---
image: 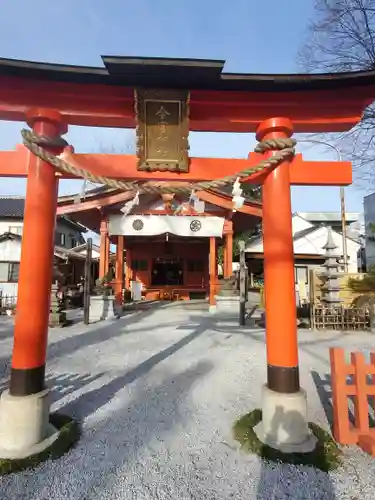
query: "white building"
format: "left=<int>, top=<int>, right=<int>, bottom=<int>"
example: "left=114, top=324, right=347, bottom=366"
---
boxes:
left=0, top=196, right=87, bottom=299
left=245, top=213, right=361, bottom=295
left=0, top=196, right=87, bottom=248
left=296, top=212, right=362, bottom=237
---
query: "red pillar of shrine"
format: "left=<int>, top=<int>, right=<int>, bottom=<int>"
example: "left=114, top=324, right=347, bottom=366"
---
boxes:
left=209, top=237, right=217, bottom=308
left=10, top=109, right=66, bottom=396
left=255, top=117, right=312, bottom=451
left=0, top=109, right=68, bottom=457
left=115, top=235, right=124, bottom=305
left=224, top=231, right=233, bottom=278
left=257, top=117, right=298, bottom=393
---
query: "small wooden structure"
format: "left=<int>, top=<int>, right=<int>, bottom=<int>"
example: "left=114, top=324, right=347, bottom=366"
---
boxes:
left=312, top=305, right=371, bottom=330
left=305, top=230, right=371, bottom=330
left=308, top=270, right=375, bottom=330
left=330, top=347, right=375, bottom=456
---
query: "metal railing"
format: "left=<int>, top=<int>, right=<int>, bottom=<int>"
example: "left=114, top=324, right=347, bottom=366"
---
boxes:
left=0, top=293, right=17, bottom=314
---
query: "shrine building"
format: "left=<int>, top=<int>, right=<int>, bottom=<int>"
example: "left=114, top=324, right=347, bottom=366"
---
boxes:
left=58, top=185, right=262, bottom=302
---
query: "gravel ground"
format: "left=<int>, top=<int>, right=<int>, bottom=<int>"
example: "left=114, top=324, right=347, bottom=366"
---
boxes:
left=0, top=302, right=374, bottom=499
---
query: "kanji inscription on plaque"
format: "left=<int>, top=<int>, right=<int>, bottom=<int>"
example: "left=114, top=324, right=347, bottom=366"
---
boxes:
left=135, top=89, right=190, bottom=172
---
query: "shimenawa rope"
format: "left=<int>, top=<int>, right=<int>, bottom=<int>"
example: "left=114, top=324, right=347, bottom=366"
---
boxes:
left=21, top=129, right=296, bottom=196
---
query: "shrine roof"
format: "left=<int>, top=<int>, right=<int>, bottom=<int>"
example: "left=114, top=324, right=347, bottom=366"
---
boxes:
left=1, top=55, right=375, bottom=91
left=293, top=226, right=319, bottom=241
left=0, top=232, right=90, bottom=260
left=0, top=196, right=87, bottom=231
left=0, top=196, right=25, bottom=218
left=58, top=185, right=262, bottom=207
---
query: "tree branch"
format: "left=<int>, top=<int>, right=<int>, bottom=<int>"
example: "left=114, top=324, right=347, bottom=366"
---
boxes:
left=299, top=0, right=375, bottom=189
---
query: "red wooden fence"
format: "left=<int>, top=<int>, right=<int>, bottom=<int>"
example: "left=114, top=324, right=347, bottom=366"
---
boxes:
left=330, top=347, right=375, bottom=456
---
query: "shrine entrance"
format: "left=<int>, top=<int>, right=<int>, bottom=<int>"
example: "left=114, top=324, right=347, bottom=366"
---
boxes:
left=105, top=214, right=224, bottom=302
left=0, top=54, right=373, bottom=459
left=151, top=257, right=184, bottom=286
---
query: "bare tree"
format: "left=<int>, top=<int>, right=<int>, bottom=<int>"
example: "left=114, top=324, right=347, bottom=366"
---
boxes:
left=300, top=0, right=375, bottom=72
left=299, top=0, right=375, bottom=188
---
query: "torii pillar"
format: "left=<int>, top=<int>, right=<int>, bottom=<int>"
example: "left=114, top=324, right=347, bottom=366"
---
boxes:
left=254, top=117, right=316, bottom=452
left=0, top=109, right=67, bottom=458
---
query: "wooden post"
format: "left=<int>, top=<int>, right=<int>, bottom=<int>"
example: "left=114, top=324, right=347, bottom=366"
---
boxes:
left=83, top=237, right=92, bottom=325
left=209, top=237, right=217, bottom=306
left=125, top=247, right=131, bottom=289
left=223, top=241, right=228, bottom=278
left=99, top=214, right=109, bottom=278
left=257, top=117, right=299, bottom=394
left=10, top=109, right=66, bottom=396
left=224, top=231, right=233, bottom=278
left=250, top=273, right=254, bottom=288
left=239, top=240, right=246, bottom=326
left=115, top=235, right=124, bottom=305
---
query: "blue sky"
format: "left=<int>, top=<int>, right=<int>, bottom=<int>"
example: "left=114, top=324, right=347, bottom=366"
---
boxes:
left=0, top=0, right=365, bottom=214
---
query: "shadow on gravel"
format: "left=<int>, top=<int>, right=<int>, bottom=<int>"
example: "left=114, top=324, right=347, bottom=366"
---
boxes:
left=81, top=360, right=214, bottom=500
left=57, top=320, right=210, bottom=420
left=0, top=318, right=14, bottom=340
left=0, top=301, right=168, bottom=391
left=0, top=360, right=213, bottom=500
left=311, top=370, right=336, bottom=431
left=311, top=370, right=375, bottom=431
left=48, top=372, right=106, bottom=405
left=46, top=302, right=168, bottom=361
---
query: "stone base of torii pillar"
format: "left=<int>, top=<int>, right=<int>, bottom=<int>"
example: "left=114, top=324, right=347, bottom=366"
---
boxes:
left=0, top=389, right=59, bottom=459
left=254, top=385, right=317, bottom=453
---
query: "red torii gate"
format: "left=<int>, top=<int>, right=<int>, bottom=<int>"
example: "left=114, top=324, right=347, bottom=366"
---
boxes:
left=0, top=55, right=373, bottom=458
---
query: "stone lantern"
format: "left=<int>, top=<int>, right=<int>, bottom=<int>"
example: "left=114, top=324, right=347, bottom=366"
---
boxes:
left=319, top=226, right=343, bottom=307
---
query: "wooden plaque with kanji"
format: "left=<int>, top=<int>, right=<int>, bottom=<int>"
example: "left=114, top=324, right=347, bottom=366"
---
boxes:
left=135, top=88, right=190, bottom=172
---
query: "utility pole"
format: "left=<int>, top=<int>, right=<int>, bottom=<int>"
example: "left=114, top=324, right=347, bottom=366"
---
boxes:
left=340, top=186, right=348, bottom=272
left=298, top=139, right=348, bottom=272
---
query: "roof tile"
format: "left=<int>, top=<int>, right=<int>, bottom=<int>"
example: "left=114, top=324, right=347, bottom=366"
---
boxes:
left=0, top=197, right=25, bottom=217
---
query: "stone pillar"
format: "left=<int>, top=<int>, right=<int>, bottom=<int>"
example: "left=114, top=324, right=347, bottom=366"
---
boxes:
left=255, top=117, right=315, bottom=453
left=0, top=108, right=66, bottom=458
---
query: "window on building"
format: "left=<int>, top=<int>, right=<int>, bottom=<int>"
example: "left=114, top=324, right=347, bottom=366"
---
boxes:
left=132, top=260, right=148, bottom=271
left=8, top=226, right=23, bottom=235
left=69, top=237, right=77, bottom=248
left=187, top=260, right=204, bottom=272
left=54, top=232, right=66, bottom=246
left=8, top=263, right=20, bottom=282
left=0, top=262, right=20, bottom=282
left=294, top=266, right=308, bottom=285
left=0, top=263, right=8, bottom=282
